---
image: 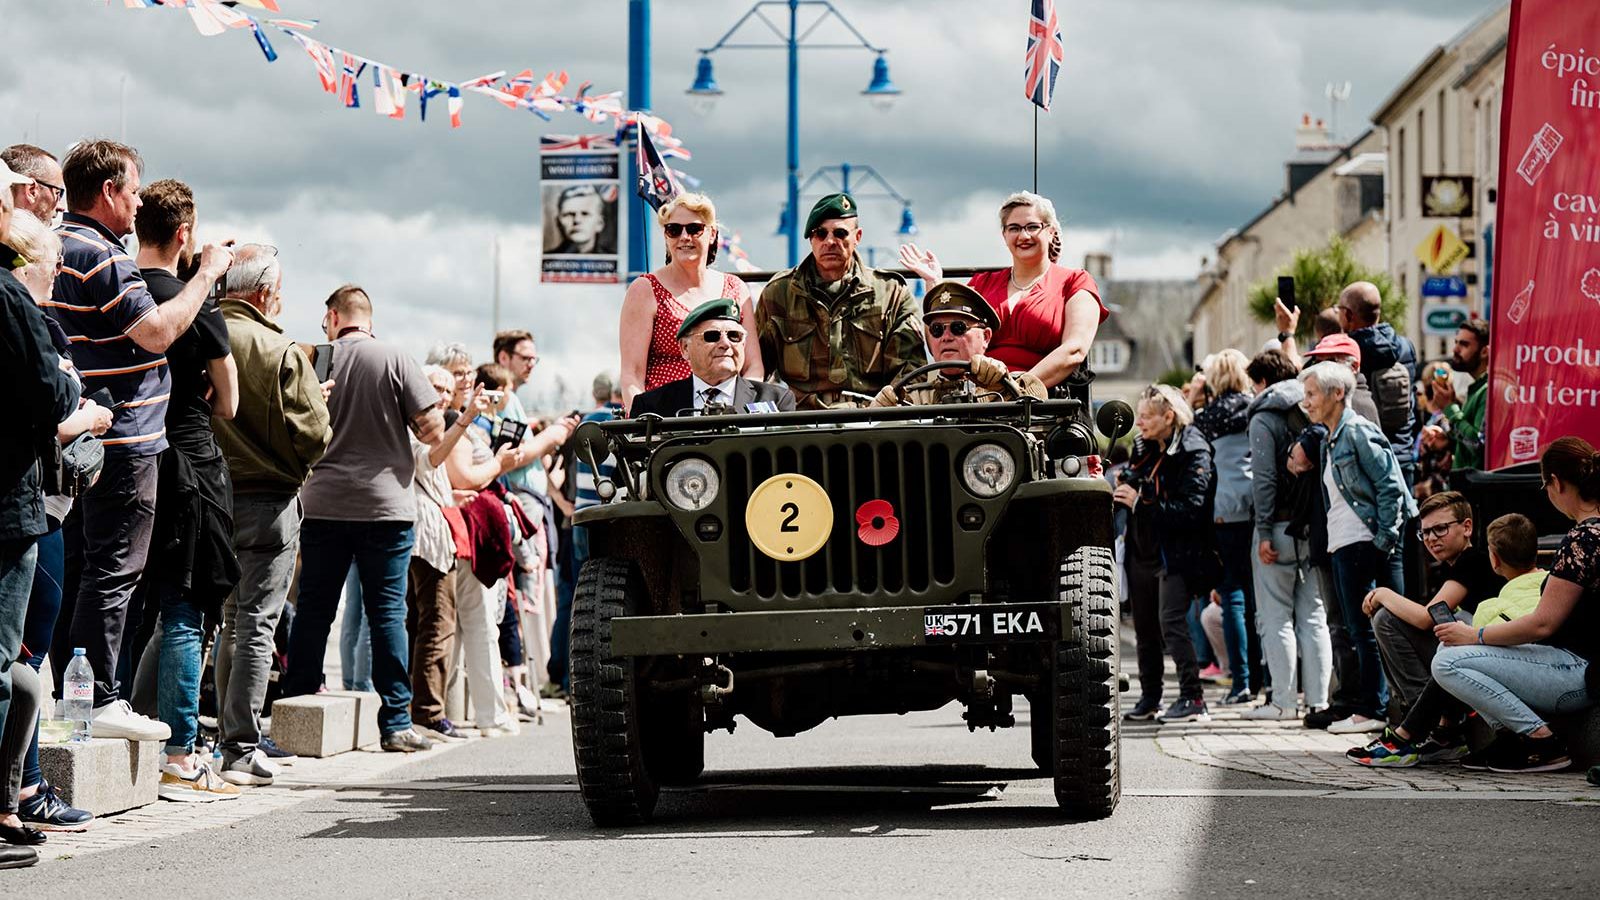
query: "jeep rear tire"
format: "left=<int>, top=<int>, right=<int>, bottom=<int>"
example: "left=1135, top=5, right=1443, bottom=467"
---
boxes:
left=571, top=558, right=659, bottom=826
left=1046, top=545, right=1121, bottom=819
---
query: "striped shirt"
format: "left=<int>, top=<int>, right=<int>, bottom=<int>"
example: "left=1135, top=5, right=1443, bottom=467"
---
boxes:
left=48, top=213, right=169, bottom=455
left=575, top=404, right=625, bottom=510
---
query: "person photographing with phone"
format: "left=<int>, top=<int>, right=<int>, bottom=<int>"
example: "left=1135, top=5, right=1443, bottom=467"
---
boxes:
left=1422, top=319, right=1490, bottom=472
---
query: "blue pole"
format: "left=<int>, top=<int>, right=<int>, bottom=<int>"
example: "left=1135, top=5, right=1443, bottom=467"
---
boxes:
left=840, top=162, right=851, bottom=194
left=786, top=0, right=800, bottom=267
left=627, top=0, right=651, bottom=280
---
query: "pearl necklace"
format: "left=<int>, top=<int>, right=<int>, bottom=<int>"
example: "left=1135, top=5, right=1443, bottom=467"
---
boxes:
left=1008, top=269, right=1045, bottom=294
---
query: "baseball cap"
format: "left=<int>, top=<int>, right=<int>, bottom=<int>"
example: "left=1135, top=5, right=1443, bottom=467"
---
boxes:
left=1304, top=333, right=1362, bottom=367
left=0, top=159, right=33, bottom=188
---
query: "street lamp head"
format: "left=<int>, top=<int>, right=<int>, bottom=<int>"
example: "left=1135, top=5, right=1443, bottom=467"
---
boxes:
left=862, top=54, right=900, bottom=112
left=775, top=202, right=793, bottom=237
left=686, top=54, right=723, bottom=116
left=897, top=204, right=918, bottom=237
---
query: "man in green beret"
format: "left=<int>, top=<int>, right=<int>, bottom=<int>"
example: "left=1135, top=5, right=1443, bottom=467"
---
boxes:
left=870, top=282, right=1045, bottom=407
left=756, top=192, right=927, bottom=409
left=630, top=298, right=796, bottom=418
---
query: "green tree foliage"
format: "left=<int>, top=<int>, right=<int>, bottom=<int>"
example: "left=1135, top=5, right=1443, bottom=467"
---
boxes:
left=1247, top=235, right=1408, bottom=338
left=1158, top=367, right=1192, bottom=389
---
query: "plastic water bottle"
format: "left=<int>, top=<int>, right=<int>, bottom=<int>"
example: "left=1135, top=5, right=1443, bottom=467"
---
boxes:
left=63, top=648, right=94, bottom=742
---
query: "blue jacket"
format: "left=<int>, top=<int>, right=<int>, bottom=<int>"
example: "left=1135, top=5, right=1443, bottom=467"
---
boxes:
left=1322, top=407, right=1416, bottom=555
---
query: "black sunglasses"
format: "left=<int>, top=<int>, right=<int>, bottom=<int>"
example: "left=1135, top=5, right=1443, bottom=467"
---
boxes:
left=698, top=329, right=744, bottom=344
left=927, top=321, right=976, bottom=338
left=809, top=227, right=853, bottom=241
left=663, top=222, right=707, bottom=238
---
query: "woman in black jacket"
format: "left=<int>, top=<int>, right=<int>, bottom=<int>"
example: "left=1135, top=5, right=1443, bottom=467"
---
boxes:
left=1115, top=384, right=1219, bottom=723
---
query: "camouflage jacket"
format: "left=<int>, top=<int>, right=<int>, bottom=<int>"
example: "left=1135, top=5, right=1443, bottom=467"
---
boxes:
left=756, top=255, right=927, bottom=409
left=869, top=366, right=1047, bottom=407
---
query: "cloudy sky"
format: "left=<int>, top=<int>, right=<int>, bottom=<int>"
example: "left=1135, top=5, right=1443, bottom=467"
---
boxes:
left=4, top=0, right=1501, bottom=407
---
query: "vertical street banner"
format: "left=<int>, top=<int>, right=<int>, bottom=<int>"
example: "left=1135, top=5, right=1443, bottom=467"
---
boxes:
left=540, top=134, right=621, bottom=284
left=1487, top=0, right=1600, bottom=468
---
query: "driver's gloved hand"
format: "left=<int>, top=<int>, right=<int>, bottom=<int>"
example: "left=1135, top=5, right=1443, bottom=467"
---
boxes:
left=870, top=384, right=904, bottom=408
left=969, top=354, right=1008, bottom=386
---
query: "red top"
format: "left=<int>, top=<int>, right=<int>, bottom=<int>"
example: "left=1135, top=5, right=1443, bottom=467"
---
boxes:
left=968, top=264, right=1107, bottom=372
left=643, top=272, right=742, bottom=390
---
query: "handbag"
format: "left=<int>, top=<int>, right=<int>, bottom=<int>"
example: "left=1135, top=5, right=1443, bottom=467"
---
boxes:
left=52, top=431, right=105, bottom=498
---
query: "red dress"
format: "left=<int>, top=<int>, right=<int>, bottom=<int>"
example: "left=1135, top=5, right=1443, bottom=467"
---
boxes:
left=643, top=272, right=743, bottom=390
left=968, top=264, right=1108, bottom=372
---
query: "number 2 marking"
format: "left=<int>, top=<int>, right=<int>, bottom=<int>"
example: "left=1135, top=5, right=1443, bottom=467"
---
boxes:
left=779, top=502, right=800, bottom=532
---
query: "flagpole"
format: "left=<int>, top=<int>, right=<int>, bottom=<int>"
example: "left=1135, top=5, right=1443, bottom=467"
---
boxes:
left=1032, top=105, right=1038, bottom=194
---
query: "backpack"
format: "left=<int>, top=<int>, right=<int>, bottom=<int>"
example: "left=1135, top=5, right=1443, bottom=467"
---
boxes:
left=1278, top=404, right=1320, bottom=541
left=1370, top=360, right=1413, bottom=439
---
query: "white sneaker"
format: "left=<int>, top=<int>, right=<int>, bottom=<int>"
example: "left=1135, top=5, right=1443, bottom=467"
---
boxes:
left=159, top=761, right=240, bottom=803
left=1327, top=714, right=1386, bottom=735
left=1241, top=703, right=1300, bottom=721
left=91, top=700, right=171, bottom=742
left=478, top=718, right=521, bottom=738
left=220, top=749, right=280, bottom=786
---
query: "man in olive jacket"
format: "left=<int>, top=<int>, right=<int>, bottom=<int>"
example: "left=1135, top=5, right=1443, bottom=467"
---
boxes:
left=756, top=193, right=926, bottom=409
left=209, top=244, right=330, bottom=772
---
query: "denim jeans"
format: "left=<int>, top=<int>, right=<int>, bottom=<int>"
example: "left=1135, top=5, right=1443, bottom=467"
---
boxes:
left=21, top=527, right=63, bottom=790
left=1432, top=643, right=1591, bottom=735
left=285, top=519, right=415, bottom=736
left=216, top=493, right=301, bottom=761
left=1373, top=605, right=1467, bottom=713
left=338, top=563, right=373, bottom=692
left=1188, top=598, right=1216, bottom=669
left=155, top=587, right=207, bottom=756
left=549, top=524, right=588, bottom=692
left=1214, top=521, right=1257, bottom=694
left=1252, top=523, right=1331, bottom=711
left=1329, top=541, right=1402, bottom=719
left=1, top=539, right=40, bottom=788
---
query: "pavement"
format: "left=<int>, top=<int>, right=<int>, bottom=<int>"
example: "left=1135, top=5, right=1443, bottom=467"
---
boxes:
left=17, top=633, right=1600, bottom=897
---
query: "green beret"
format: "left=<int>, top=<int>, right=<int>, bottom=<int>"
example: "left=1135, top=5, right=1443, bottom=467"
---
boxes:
left=923, top=282, right=999, bottom=330
left=676, top=297, right=742, bottom=340
left=804, top=192, right=859, bottom=236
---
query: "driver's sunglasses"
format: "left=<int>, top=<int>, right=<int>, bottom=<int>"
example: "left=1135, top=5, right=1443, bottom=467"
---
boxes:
left=1417, top=520, right=1461, bottom=541
left=927, top=321, right=974, bottom=338
left=663, top=222, right=707, bottom=239
left=698, top=329, right=744, bottom=344
left=809, top=227, right=852, bottom=241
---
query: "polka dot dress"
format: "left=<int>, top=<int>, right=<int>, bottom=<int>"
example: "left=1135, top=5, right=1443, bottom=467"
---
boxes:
left=644, top=273, right=742, bottom=390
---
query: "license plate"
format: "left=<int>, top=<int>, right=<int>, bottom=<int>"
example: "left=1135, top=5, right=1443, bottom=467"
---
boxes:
left=922, top=603, right=1057, bottom=644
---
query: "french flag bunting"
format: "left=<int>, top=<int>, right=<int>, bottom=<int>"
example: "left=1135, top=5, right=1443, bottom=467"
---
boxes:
left=447, top=86, right=463, bottom=128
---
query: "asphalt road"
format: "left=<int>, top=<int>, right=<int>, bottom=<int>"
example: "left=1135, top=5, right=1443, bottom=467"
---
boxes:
left=37, top=696, right=1600, bottom=898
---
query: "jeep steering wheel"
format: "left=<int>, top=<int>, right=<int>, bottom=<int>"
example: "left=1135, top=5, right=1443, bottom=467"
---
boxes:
left=887, top=360, right=1021, bottom=403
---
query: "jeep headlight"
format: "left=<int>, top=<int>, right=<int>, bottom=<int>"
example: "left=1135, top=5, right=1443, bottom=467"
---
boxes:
left=961, top=443, right=1016, bottom=497
left=663, top=457, right=719, bottom=511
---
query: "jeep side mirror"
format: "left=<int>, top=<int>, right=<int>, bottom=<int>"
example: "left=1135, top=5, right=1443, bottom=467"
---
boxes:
left=573, top=421, right=610, bottom=477
left=1096, top=400, right=1134, bottom=441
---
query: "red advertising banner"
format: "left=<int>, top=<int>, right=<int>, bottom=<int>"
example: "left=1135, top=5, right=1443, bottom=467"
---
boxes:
left=1488, top=0, right=1600, bottom=468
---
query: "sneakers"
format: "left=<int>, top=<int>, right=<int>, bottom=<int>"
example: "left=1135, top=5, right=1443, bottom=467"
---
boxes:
left=1303, top=705, right=1348, bottom=730
left=17, top=781, right=93, bottom=831
left=1241, top=703, right=1299, bottom=721
left=538, top=682, right=569, bottom=701
left=416, top=719, right=467, bottom=742
left=1219, top=689, right=1254, bottom=707
left=478, top=718, right=522, bottom=738
left=1123, top=697, right=1163, bottom=721
left=257, top=737, right=297, bottom=763
left=221, top=749, right=280, bottom=786
left=91, top=699, right=171, bottom=742
left=1346, top=729, right=1420, bottom=767
left=1327, top=714, right=1386, bottom=735
left=380, top=729, right=434, bottom=753
left=1197, top=664, right=1224, bottom=683
left=1415, top=734, right=1471, bottom=765
left=1157, top=698, right=1211, bottom=723
left=512, top=682, right=542, bottom=719
left=159, top=761, right=241, bottom=803
left=1487, top=733, right=1572, bottom=774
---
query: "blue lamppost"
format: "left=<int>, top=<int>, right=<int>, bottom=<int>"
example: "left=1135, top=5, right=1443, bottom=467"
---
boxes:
left=687, top=1, right=900, bottom=267
left=786, top=160, right=916, bottom=239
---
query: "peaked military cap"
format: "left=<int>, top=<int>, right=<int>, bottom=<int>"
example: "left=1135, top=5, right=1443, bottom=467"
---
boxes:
left=676, top=297, right=743, bottom=340
left=804, top=192, right=859, bottom=235
left=922, top=282, right=999, bottom=330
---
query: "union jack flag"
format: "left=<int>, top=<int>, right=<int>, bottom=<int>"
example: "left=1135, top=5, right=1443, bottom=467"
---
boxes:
left=338, top=52, right=365, bottom=109
left=540, top=134, right=617, bottom=152
left=1025, top=0, right=1064, bottom=111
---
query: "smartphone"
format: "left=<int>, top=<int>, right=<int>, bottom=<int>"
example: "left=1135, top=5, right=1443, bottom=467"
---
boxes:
left=312, top=343, right=334, bottom=383
left=1427, top=603, right=1456, bottom=628
left=1433, top=365, right=1450, bottom=381
left=483, top=389, right=506, bottom=403
left=1277, top=275, right=1296, bottom=311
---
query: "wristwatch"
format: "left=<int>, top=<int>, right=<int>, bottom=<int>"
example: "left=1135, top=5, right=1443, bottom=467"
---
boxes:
left=1277, top=331, right=1292, bottom=343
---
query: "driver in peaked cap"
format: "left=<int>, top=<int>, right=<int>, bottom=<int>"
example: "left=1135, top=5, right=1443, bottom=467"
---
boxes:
left=870, top=282, right=1045, bottom=407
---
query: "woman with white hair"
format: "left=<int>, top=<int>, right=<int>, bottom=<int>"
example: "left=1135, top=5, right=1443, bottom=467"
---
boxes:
left=1113, top=383, right=1218, bottom=723
left=1299, top=361, right=1416, bottom=735
left=898, top=191, right=1108, bottom=387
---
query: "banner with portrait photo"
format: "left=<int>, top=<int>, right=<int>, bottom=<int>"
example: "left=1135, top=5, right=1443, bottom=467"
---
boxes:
left=540, top=136, right=621, bottom=284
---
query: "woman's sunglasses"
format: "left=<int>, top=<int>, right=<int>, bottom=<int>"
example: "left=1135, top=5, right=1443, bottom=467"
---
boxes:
left=698, top=329, right=744, bottom=344
left=927, top=321, right=976, bottom=338
left=663, top=222, right=708, bottom=239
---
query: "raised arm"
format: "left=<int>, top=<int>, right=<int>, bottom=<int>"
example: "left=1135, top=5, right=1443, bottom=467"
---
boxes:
left=127, top=244, right=232, bottom=353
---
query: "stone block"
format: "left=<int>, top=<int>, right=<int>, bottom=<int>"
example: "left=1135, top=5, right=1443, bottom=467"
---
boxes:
left=38, top=738, right=159, bottom=815
left=269, top=690, right=380, bottom=758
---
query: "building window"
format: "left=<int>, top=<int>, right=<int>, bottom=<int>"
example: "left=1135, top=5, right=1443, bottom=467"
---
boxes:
left=1418, top=108, right=1426, bottom=174
left=1090, top=340, right=1129, bottom=374
left=1437, top=89, right=1447, bottom=171
left=1397, top=127, right=1407, bottom=216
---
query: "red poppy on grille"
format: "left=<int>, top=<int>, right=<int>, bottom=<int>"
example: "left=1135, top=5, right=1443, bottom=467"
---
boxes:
left=855, top=499, right=899, bottom=546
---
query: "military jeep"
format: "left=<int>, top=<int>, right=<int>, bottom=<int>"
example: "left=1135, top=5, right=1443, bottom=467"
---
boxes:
left=567, top=380, right=1134, bottom=826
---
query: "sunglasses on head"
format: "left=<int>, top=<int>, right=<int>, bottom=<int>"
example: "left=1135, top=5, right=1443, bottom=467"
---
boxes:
left=663, top=222, right=708, bottom=239
left=927, top=321, right=976, bottom=338
left=697, top=329, right=744, bottom=344
left=809, top=227, right=853, bottom=241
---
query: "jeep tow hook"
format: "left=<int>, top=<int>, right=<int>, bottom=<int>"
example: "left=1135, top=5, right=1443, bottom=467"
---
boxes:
left=698, top=658, right=734, bottom=705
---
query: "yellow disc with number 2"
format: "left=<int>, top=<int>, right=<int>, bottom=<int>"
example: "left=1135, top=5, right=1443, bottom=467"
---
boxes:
left=745, top=473, right=833, bottom=562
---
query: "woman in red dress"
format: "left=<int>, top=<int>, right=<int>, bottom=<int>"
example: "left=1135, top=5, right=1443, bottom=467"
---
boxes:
left=619, top=193, right=761, bottom=411
left=899, top=191, right=1107, bottom=388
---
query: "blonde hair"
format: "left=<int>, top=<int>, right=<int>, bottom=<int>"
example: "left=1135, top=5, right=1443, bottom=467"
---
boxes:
left=998, top=191, right=1062, bottom=262
left=657, top=192, right=716, bottom=227
left=5, top=210, right=58, bottom=268
left=1140, top=383, right=1194, bottom=429
left=1202, top=348, right=1252, bottom=396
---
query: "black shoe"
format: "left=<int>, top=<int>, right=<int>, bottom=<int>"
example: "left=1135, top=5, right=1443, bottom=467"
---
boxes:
left=380, top=729, right=434, bottom=753
left=0, top=845, right=38, bottom=869
left=1487, top=734, right=1572, bottom=774
left=1464, top=731, right=1519, bottom=770
left=1587, top=764, right=1599, bottom=787
left=0, top=823, right=46, bottom=846
left=1123, top=697, right=1162, bottom=721
left=258, top=736, right=298, bottom=762
left=1304, top=705, right=1350, bottom=730
left=1157, top=697, right=1211, bottom=723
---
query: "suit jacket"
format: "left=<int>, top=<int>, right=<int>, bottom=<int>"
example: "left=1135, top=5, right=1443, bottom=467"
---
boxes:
left=630, top=375, right=796, bottom=419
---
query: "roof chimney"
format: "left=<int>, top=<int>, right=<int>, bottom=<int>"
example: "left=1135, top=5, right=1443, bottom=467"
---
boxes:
left=1083, top=252, right=1112, bottom=282
left=1295, top=113, right=1332, bottom=150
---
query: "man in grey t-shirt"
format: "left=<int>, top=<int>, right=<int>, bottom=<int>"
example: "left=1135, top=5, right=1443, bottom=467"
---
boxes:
left=283, top=285, right=444, bottom=753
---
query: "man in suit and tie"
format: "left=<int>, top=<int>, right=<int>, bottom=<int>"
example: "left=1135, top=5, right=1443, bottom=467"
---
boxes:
left=630, top=298, right=795, bottom=418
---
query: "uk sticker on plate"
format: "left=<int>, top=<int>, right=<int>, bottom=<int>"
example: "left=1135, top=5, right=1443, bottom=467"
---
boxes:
left=922, top=603, right=1057, bottom=644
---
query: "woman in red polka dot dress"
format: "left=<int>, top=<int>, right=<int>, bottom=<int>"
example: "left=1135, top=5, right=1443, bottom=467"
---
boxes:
left=619, top=193, right=761, bottom=412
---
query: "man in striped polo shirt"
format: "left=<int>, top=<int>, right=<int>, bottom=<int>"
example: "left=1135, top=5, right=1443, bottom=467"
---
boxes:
left=46, top=140, right=232, bottom=741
